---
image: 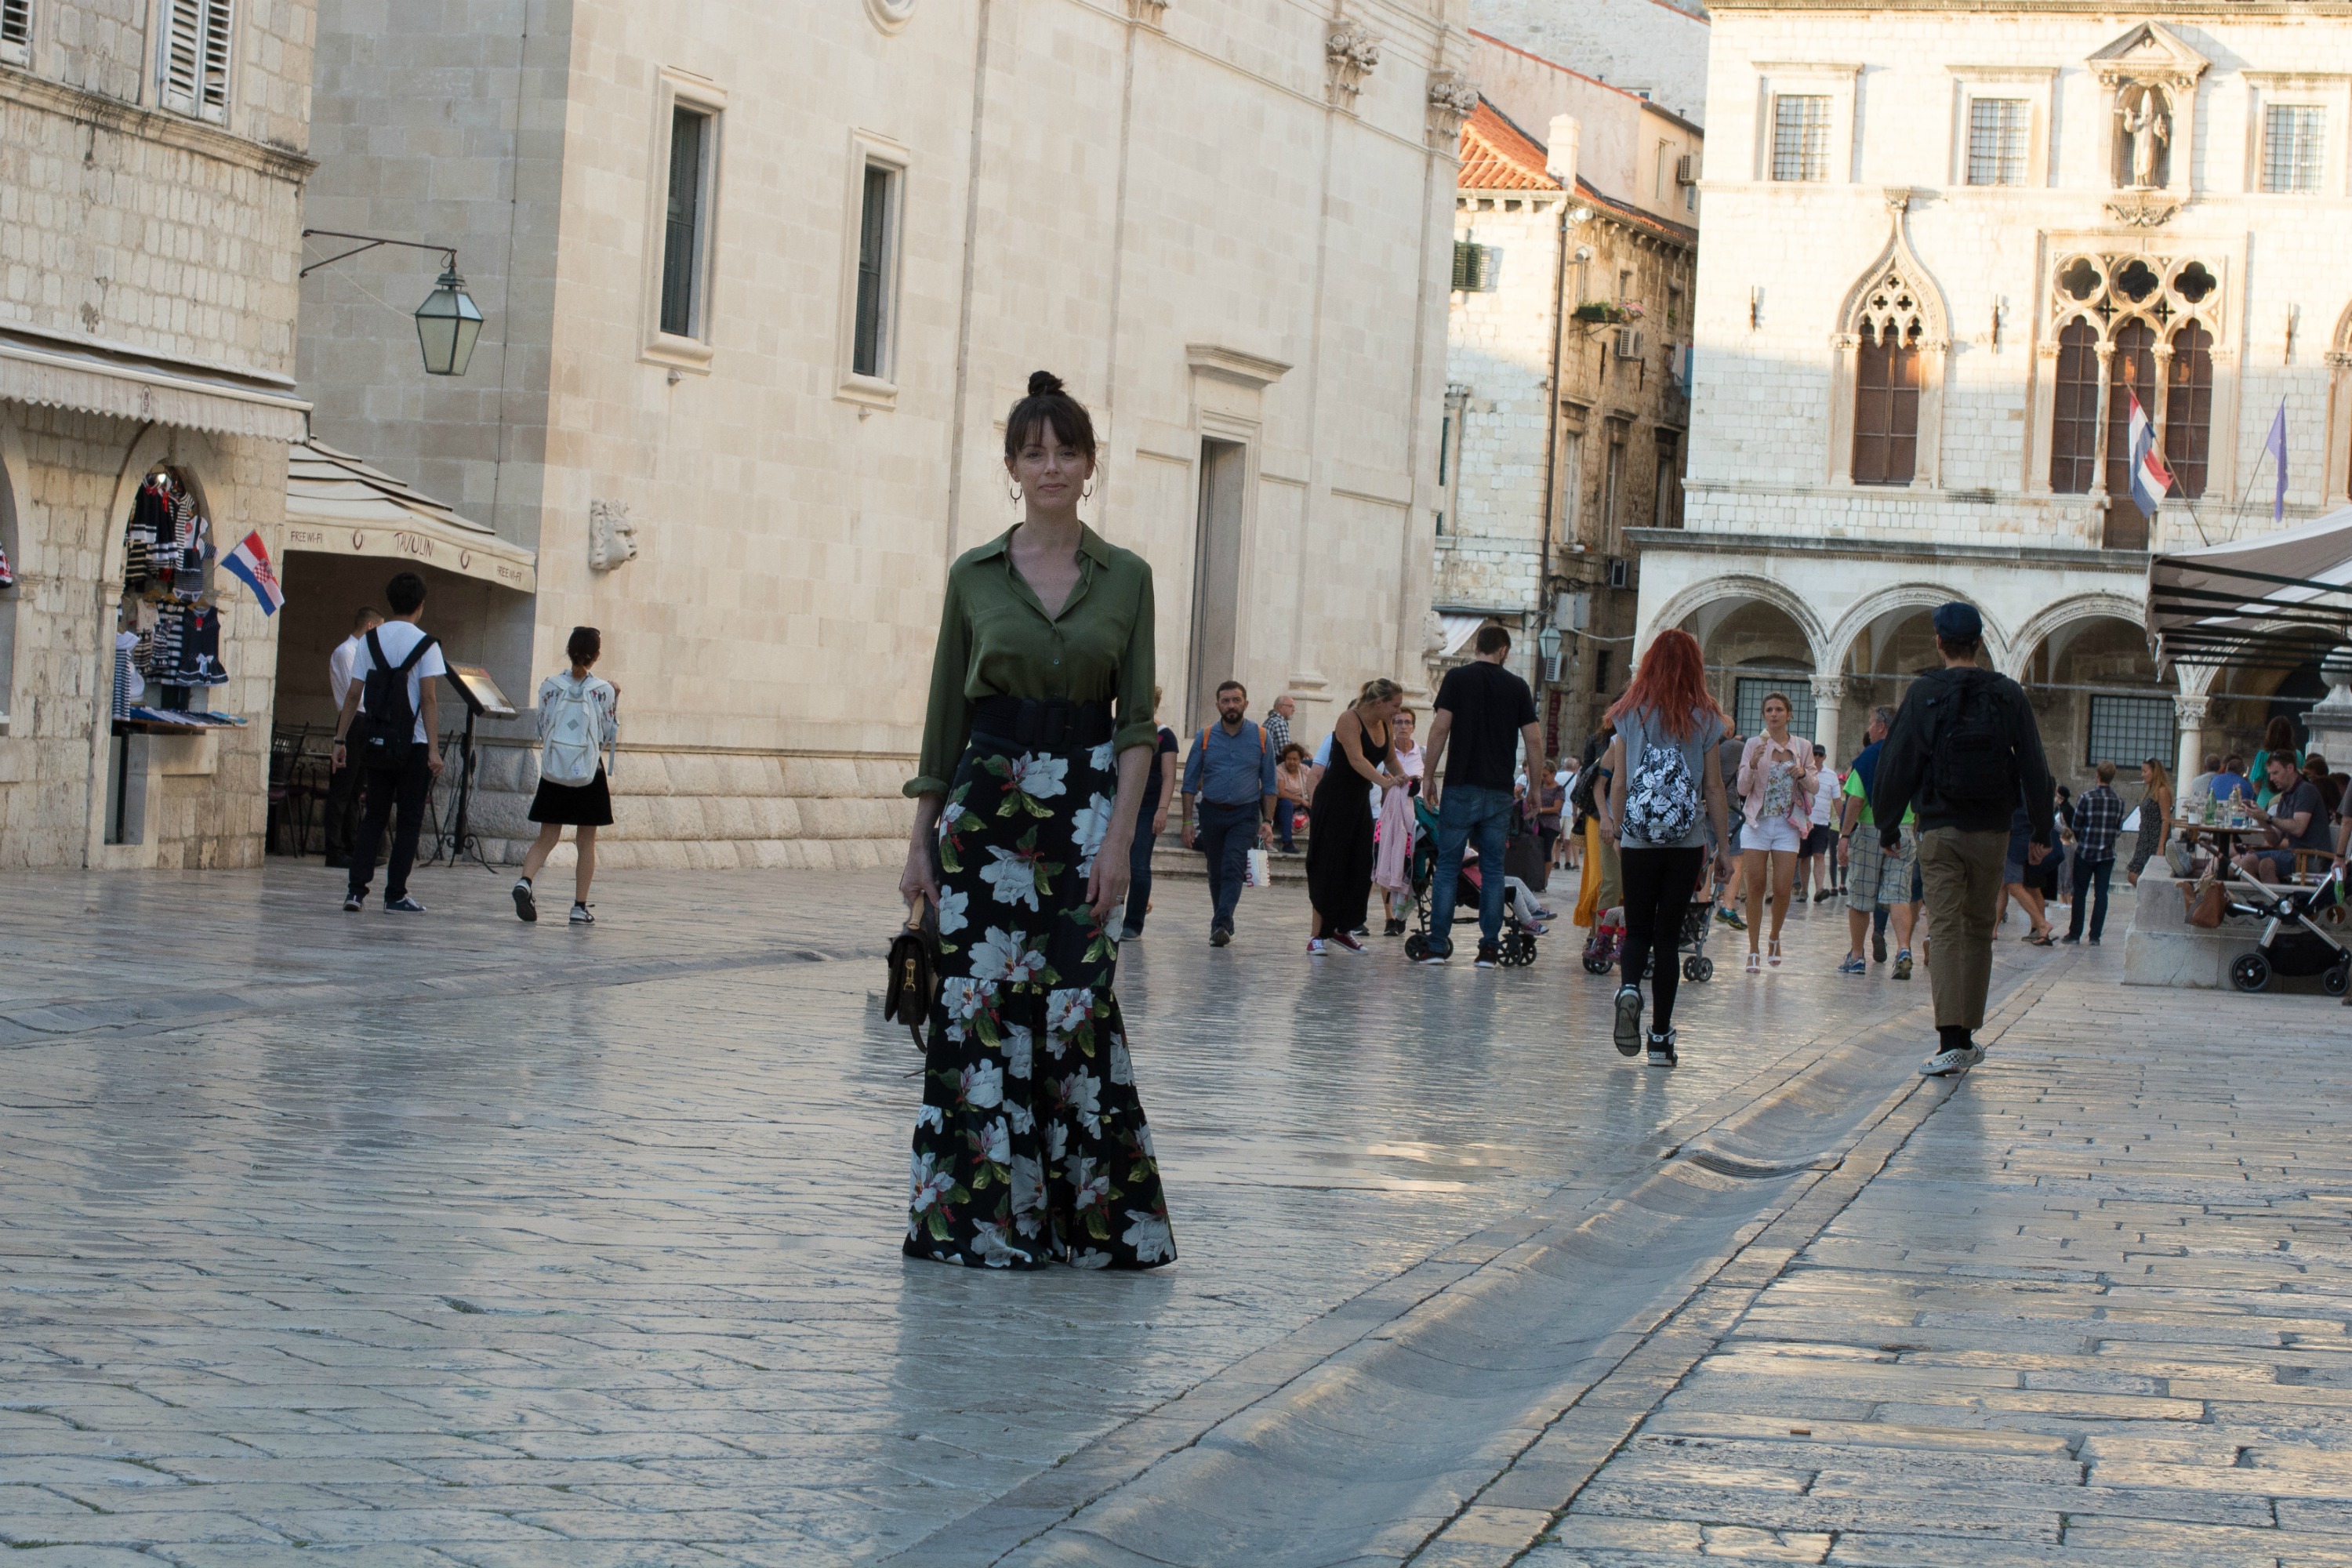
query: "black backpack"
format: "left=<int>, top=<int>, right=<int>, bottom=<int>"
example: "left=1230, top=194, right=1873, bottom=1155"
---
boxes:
left=358, top=627, right=437, bottom=771
left=1929, top=672, right=2017, bottom=812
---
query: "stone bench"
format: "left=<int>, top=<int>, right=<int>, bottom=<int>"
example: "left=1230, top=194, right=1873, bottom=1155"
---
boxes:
left=2121, top=862, right=2341, bottom=991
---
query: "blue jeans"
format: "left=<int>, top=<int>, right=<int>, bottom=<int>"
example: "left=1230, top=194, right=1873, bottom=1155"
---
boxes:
left=1429, top=785, right=1513, bottom=953
left=1196, top=801, right=1257, bottom=931
left=2067, top=857, right=2113, bottom=941
left=1275, top=799, right=1298, bottom=852
left=1120, top=800, right=1158, bottom=935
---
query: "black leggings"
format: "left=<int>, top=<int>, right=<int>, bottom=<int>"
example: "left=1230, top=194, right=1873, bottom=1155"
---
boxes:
left=1621, top=846, right=1706, bottom=1032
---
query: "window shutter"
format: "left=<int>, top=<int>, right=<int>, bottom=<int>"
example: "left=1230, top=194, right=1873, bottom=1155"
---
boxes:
left=160, top=0, right=230, bottom=121
left=198, top=0, right=232, bottom=120
left=1452, top=239, right=1476, bottom=292
left=1476, top=245, right=1501, bottom=292
left=0, top=0, right=31, bottom=56
left=161, top=0, right=201, bottom=114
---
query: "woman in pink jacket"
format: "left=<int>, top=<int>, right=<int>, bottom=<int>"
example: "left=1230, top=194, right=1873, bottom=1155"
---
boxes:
left=1736, top=692, right=1818, bottom=971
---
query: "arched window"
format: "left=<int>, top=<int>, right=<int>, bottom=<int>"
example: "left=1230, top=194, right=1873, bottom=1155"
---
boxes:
left=1853, top=320, right=1921, bottom=485
left=2050, top=320, right=2100, bottom=493
left=2103, top=320, right=2158, bottom=500
left=2166, top=321, right=2214, bottom=499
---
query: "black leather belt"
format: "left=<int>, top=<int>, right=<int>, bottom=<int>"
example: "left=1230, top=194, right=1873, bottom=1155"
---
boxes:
left=969, top=695, right=1114, bottom=754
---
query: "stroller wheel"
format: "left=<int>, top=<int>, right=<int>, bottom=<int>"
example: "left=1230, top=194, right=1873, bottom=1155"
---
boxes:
left=1682, top=955, right=1701, bottom=982
left=2230, top=952, right=2271, bottom=993
left=1582, top=953, right=1611, bottom=975
left=1693, top=955, right=1714, bottom=982
left=1404, top=933, right=1428, bottom=962
left=1507, top=931, right=1536, bottom=966
left=2326, top=958, right=2351, bottom=997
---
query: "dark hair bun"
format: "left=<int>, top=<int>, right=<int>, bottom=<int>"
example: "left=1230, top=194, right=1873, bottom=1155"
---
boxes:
left=1027, top=370, right=1065, bottom=398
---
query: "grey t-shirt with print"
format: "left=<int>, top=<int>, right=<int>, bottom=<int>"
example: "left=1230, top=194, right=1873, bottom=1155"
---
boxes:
left=1615, top=703, right=1726, bottom=851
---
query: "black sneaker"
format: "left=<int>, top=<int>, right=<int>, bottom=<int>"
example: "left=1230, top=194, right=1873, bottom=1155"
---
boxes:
left=2059, top=934, right=2080, bottom=946
left=1414, top=943, right=1450, bottom=965
left=1385, top=916, right=1406, bottom=937
left=1646, top=1029, right=1679, bottom=1068
left=1613, top=985, right=1643, bottom=1055
left=343, top=892, right=365, bottom=913
left=1475, top=942, right=1501, bottom=968
left=385, top=895, right=427, bottom=913
left=1118, top=926, right=1145, bottom=942
left=513, top=878, right=537, bottom=923
left=1210, top=926, right=1232, bottom=947
left=1872, top=930, right=1889, bottom=964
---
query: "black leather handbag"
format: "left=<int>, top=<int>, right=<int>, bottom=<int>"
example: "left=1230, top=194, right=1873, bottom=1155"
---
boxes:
left=883, top=902, right=939, bottom=1054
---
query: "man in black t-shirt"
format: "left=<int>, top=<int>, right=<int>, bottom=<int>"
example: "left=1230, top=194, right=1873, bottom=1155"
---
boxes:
left=2242, top=753, right=2330, bottom=884
left=1419, top=626, right=1545, bottom=967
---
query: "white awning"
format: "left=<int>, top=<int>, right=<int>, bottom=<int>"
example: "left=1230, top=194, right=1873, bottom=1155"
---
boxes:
left=1438, top=613, right=1488, bottom=658
left=2147, top=507, right=2352, bottom=674
left=0, top=321, right=309, bottom=442
left=284, top=440, right=536, bottom=593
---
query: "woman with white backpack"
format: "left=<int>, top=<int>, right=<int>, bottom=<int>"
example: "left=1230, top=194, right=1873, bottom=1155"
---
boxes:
left=513, top=626, right=619, bottom=925
left=1595, top=628, right=1731, bottom=1067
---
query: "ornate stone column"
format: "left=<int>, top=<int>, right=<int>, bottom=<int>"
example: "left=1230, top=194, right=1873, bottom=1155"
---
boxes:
left=2300, top=650, right=2352, bottom=773
left=1810, top=676, right=1848, bottom=770
left=2172, top=691, right=2209, bottom=799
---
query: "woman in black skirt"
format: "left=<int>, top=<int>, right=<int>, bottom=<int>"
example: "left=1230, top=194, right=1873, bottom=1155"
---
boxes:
left=1305, top=678, right=1406, bottom=955
left=898, top=371, right=1174, bottom=1270
left=514, top=626, right=619, bottom=926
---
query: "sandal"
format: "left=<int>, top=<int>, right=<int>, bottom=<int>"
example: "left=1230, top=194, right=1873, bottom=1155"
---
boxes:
left=2026, top=930, right=2055, bottom=946
left=1746, top=951, right=1762, bottom=975
left=1768, top=938, right=1782, bottom=967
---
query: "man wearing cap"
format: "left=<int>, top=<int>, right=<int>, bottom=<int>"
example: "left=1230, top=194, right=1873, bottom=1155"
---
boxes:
left=1870, top=602, right=2056, bottom=1078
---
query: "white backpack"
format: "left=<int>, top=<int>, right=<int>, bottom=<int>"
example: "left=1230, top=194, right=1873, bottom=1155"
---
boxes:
left=539, top=673, right=611, bottom=787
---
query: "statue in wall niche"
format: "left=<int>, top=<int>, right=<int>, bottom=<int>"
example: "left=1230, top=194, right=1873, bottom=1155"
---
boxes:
left=2116, top=85, right=2171, bottom=191
left=588, top=499, right=637, bottom=572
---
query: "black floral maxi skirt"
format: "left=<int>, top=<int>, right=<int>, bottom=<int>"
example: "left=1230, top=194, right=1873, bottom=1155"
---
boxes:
left=904, top=732, right=1177, bottom=1270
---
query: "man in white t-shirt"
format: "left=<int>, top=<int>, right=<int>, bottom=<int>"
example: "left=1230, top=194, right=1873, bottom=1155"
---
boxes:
left=331, top=572, right=447, bottom=913
left=321, top=605, right=383, bottom=868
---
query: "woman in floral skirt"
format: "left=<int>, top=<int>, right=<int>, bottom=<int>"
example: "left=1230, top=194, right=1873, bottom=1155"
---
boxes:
left=896, top=371, right=1174, bottom=1271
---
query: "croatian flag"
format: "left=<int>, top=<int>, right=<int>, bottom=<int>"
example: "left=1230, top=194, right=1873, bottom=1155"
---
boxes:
left=2126, top=391, right=2172, bottom=518
left=222, top=530, right=285, bottom=615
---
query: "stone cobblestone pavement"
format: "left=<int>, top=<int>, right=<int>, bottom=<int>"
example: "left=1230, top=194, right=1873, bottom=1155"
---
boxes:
left=0, top=864, right=2346, bottom=1566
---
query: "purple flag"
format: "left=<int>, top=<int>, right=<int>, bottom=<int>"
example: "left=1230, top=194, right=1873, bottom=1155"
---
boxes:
left=2266, top=401, right=2288, bottom=522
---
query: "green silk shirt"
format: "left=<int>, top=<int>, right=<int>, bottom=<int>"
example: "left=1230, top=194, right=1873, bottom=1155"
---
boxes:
left=906, top=524, right=1158, bottom=798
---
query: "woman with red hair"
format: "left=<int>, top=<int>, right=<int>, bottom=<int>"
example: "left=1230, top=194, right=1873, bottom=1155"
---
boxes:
left=1596, top=628, right=1731, bottom=1065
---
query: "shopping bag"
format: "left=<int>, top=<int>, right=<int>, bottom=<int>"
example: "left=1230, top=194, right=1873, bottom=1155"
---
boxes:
left=1244, top=848, right=1272, bottom=887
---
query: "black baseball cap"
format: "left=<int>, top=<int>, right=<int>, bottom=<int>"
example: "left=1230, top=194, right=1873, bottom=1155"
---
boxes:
left=1933, top=601, right=1984, bottom=643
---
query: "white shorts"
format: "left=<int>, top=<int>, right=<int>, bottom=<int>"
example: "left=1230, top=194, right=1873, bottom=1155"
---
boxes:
left=1741, top=817, right=1803, bottom=854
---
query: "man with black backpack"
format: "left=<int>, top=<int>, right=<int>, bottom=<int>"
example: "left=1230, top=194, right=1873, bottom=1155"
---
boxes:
left=1871, top=603, right=2054, bottom=1078
left=329, top=572, right=447, bottom=913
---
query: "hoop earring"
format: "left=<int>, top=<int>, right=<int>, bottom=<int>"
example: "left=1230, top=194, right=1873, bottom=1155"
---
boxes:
left=1008, top=481, right=1023, bottom=505
left=1080, top=479, right=1096, bottom=500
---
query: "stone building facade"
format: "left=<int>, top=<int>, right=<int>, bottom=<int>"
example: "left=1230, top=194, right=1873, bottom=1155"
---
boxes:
left=1471, top=0, right=1712, bottom=128
left=1636, top=2, right=2352, bottom=794
left=295, top=0, right=1473, bottom=869
left=1436, top=31, right=1701, bottom=751
left=0, top=0, right=315, bottom=869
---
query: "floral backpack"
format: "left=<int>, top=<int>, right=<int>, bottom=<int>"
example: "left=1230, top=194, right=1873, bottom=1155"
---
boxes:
left=1621, top=723, right=1703, bottom=847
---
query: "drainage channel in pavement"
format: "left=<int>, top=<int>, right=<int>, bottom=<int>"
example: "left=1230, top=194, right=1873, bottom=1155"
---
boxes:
left=886, top=956, right=2076, bottom=1568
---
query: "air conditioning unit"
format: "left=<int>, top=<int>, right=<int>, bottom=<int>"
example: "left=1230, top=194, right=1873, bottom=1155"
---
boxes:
left=1675, top=152, right=1698, bottom=185
left=1608, top=557, right=1630, bottom=590
left=1613, top=328, right=1646, bottom=361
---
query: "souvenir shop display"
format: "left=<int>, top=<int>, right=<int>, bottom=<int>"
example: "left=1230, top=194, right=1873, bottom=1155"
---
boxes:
left=111, top=468, right=245, bottom=731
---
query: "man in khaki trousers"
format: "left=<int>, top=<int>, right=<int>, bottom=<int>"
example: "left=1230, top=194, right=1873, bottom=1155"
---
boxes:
left=1867, top=603, right=2056, bottom=1078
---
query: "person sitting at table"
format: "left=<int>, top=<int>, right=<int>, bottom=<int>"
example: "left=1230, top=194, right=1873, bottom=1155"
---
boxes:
left=2211, top=754, right=2252, bottom=807
left=2238, top=751, right=2332, bottom=883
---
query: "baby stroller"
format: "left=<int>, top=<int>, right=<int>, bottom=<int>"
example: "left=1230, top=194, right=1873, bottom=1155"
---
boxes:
left=1401, top=797, right=1542, bottom=966
left=2222, top=861, right=2350, bottom=994
left=1587, top=860, right=1715, bottom=982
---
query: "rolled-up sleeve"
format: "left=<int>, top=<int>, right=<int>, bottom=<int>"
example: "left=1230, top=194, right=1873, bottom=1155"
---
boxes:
left=906, top=570, right=972, bottom=799
left=1112, top=563, right=1157, bottom=757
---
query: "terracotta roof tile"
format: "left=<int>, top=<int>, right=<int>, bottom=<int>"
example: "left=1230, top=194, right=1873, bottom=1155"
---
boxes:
left=1458, top=100, right=1560, bottom=193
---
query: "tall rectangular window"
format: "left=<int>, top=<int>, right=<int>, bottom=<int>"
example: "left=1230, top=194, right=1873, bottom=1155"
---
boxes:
left=1602, top=437, right=1625, bottom=550
left=660, top=106, right=711, bottom=339
left=2049, top=320, right=2100, bottom=494
left=1967, top=98, right=2030, bottom=186
left=852, top=162, right=900, bottom=380
left=2165, top=321, right=2215, bottom=500
left=1852, top=324, right=1921, bottom=486
left=1771, top=95, right=1830, bottom=182
left=160, top=0, right=233, bottom=122
left=2263, top=104, right=2325, bottom=194
left=1, top=0, right=31, bottom=64
left=1735, top=677, right=1817, bottom=742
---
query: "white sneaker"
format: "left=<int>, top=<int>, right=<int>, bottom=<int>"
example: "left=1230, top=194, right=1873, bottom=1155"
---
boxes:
left=569, top=902, right=595, bottom=926
left=1918, top=1045, right=1984, bottom=1077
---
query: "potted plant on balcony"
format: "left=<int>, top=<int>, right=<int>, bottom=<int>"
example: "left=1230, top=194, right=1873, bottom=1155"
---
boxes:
left=1572, top=299, right=1644, bottom=325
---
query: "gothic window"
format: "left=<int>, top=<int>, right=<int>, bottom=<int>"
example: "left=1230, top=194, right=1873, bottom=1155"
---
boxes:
left=2050, top=320, right=2101, bottom=494
left=2166, top=321, right=2214, bottom=499
left=2103, top=320, right=2158, bottom=500
left=1772, top=96, right=1830, bottom=182
left=2263, top=105, right=2325, bottom=194
left=1967, top=100, right=2030, bottom=187
left=1853, top=321, right=1921, bottom=485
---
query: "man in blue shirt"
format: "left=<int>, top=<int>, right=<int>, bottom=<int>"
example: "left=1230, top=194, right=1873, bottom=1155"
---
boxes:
left=1181, top=681, right=1277, bottom=946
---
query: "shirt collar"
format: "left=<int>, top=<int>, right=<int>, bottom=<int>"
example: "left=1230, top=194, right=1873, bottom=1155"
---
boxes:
left=972, top=523, right=1114, bottom=566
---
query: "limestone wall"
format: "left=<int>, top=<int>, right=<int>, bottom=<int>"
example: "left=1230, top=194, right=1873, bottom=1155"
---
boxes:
left=1470, top=0, right=1710, bottom=128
